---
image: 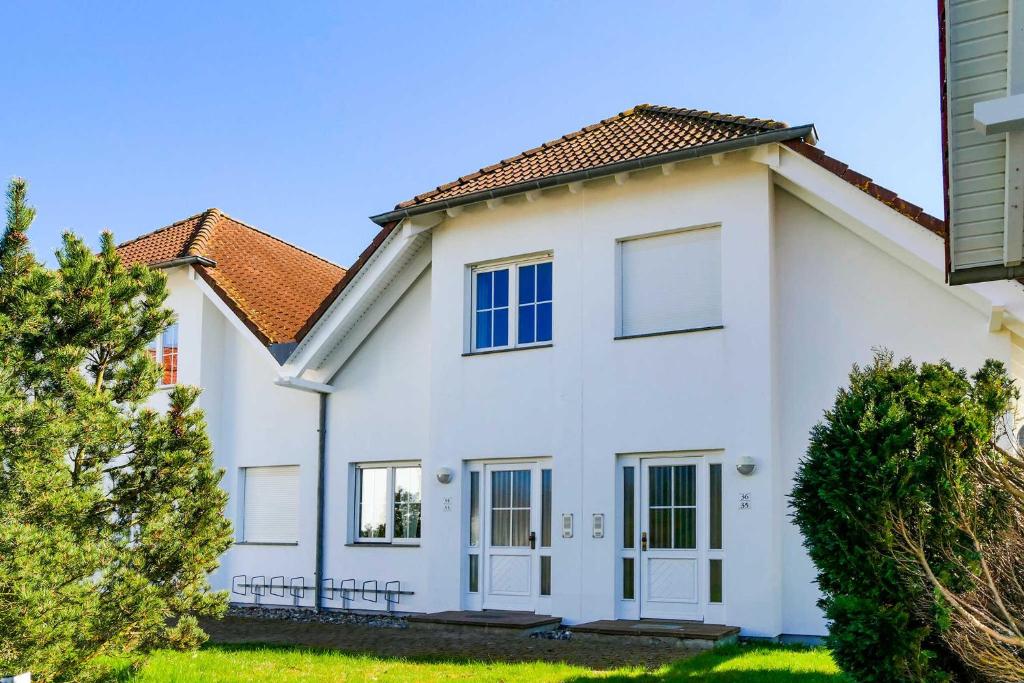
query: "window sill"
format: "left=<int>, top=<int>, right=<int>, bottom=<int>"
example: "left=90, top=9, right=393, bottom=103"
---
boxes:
left=614, top=326, right=723, bottom=341
left=156, top=384, right=178, bottom=391
left=234, top=541, right=299, bottom=547
left=463, top=343, right=552, bottom=357
left=345, top=542, right=421, bottom=548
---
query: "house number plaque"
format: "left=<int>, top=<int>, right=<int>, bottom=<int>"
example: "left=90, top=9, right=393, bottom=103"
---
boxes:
left=739, top=492, right=751, bottom=510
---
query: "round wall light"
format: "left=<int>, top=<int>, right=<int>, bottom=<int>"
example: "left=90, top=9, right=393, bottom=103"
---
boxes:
left=735, top=456, right=757, bottom=476
left=436, top=467, right=454, bottom=484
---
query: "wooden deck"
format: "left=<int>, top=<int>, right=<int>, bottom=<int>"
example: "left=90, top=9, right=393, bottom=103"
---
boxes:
left=407, top=610, right=562, bottom=634
left=570, top=619, right=740, bottom=648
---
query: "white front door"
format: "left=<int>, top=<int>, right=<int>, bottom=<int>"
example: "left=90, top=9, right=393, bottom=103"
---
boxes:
left=639, top=458, right=703, bottom=620
left=482, top=463, right=539, bottom=610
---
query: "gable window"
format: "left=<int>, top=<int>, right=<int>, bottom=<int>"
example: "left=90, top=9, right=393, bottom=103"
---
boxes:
left=355, top=463, right=421, bottom=543
left=618, top=226, right=722, bottom=338
left=471, top=256, right=552, bottom=351
left=240, top=465, right=299, bottom=544
left=147, top=322, right=179, bottom=386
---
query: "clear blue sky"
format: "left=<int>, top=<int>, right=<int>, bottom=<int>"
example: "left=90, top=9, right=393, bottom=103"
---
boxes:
left=0, top=1, right=940, bottom=268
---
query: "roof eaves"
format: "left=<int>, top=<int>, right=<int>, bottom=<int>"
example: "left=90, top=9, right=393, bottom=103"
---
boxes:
left=371, top=124, right=817, bottom=225
left=783, top=140, right=946, bottom=238
left=293, top=220, right=401, bottom=343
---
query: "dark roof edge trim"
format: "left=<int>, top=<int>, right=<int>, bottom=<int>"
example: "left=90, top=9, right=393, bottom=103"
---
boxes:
left=370, top=124, right=817, bottom=225
left=145, top=255, right=218, bottom=270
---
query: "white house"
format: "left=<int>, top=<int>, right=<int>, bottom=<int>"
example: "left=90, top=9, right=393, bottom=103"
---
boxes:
left=119, top=104, right=1024, bottom=640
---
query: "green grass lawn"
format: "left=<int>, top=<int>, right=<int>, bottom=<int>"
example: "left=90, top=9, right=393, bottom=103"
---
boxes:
left=113, top=642, right=845, bottom=682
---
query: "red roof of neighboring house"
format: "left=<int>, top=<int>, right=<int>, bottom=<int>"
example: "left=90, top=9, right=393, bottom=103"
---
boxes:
left=117, top=209, right=345, bottom=346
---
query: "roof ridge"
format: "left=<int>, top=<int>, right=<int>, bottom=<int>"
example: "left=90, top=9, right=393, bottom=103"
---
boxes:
left=397, top=104, right=788, bottom=209
left=636, top=104, right=787, bottom=131
left=399, top=105, right=642, bottom=208
left=214, top=210, right=346, bottom=271
left=115, top=209, right=210, bottom=251
left=186, top=207, right=221, bottom=258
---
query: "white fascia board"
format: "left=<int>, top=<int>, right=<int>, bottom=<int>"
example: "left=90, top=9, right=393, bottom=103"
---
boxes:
left=282, top=223, right=429, bottom=380
left=274, top=375, right=336, bottom=394
left=774, top=146, right=1024, bottom=331
left=974, top=94, right=1024, bottom=135
left=188, top=266, right=281, bottom=370
left=312, top=242, right=431, bottom=382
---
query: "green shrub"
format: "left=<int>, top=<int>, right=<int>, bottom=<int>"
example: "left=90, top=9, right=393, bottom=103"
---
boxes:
left=790, top=351, right=1015, bottom=682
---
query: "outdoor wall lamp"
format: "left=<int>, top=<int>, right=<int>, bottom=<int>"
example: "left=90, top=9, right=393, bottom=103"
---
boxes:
left=435, top=467, right=454, bottom=484
left=735, top=456, right=757, bottom=476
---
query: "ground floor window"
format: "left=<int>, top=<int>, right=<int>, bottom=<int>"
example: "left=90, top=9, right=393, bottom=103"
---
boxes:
left=241, top=465, right=299, bottom=544
left=354, top=463, right=421, bottom=543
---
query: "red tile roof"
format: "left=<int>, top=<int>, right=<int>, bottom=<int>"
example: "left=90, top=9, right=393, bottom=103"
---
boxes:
left=118, top=209, right=345, bottom=346
left=398, top=104, right=791, bottom=210
left=303, top=105, right=946, bottom=344
left=783, top=140, right=946, bottom=238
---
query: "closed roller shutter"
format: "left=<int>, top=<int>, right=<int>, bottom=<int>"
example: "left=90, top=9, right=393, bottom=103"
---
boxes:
left=620, top=226, right=722, bottom=336
left=242, top=465, right=299, bottom=543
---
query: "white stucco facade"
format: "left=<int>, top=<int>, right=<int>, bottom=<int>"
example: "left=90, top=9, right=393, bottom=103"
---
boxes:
left=153, top=142, right=1024, bottom=637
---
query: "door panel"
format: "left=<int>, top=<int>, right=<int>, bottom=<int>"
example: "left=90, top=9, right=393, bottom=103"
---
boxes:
left=483, top=464, right=539, bottom=609
left=640, top=459, right=702, bottom=620
left=646, top=557, right=697, bottom=601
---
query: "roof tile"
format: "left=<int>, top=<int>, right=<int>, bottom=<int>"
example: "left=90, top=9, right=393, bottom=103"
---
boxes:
left=118, top=209, right=345, bottom=345
left=399, top=104, right=789, bottom=209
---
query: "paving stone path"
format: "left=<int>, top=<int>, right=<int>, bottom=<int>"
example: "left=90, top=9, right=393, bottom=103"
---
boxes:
left=202, top=615, right=700, bottom=670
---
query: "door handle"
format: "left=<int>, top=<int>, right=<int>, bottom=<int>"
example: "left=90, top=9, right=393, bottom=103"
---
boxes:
left=641, top=531, right=648, bottom=552
left=529, top=531, right=536, bottom=550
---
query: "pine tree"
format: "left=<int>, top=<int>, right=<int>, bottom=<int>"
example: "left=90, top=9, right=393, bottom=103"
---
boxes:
left=0, top=178, right=233, bottom=682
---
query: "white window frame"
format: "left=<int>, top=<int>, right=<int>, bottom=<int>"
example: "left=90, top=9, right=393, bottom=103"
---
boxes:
left=469, top=254, right=553, bottom=353
left=148, top=322, right=179, bottom=387
left=352, top=461, right=422, bottom=545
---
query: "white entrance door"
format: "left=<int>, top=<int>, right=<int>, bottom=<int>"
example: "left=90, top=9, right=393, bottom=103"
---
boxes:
left=482, top=463, right=539, bottom=610
left=640, top=458, right=703, bottom=620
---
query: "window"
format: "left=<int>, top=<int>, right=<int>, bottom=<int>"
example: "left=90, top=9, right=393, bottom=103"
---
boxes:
left=709, top=463, right=722, bottom=550
left=471, top=257, right=552, bottom=351
left=648, top=464, right=697, bottom=549
left=619, top=226, right=722, bottom=337
left=490, top=470, right=530, bottom=546
left=241, top=465, right=299, bottom=544
left=147, top=322, right=179, bottom=386
left=468, top=470, right=481, bottom=593
left=355, top=464, right=421, bottom=543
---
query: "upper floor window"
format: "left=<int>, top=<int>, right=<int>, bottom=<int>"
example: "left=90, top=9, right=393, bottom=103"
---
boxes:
left=472, top=257, right=552, bottom=352
left=618, top=226, right=722, bottom=338
left=147, top=323, right=179, bottom=386
left=355, top=463, right=421, bottom=544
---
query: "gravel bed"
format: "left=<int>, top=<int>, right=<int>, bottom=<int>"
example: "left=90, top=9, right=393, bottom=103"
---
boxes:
left=226, top=605, right=407, bottom=629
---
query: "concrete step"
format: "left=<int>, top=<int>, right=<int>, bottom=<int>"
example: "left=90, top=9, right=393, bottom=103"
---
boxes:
left=407, top=610, right=561, bottom=635
left=569, top=619, right=740, bottom=649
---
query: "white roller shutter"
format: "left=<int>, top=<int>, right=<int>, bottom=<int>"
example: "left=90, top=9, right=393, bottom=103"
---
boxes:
left=620, top=226, right=722, bottom=336
left=242, top=465, right=299, bottom=543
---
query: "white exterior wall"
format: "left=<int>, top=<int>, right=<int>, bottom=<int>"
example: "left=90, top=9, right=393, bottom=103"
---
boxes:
left=151, top=150, right=1024, bottom=637
left=151, top=268, right=321, bottom=607
left=418, top=158, right=783, bottom=633
left=774, top=190, right=1012, bottom=635
left=322, top=268, right=432, bottom=613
